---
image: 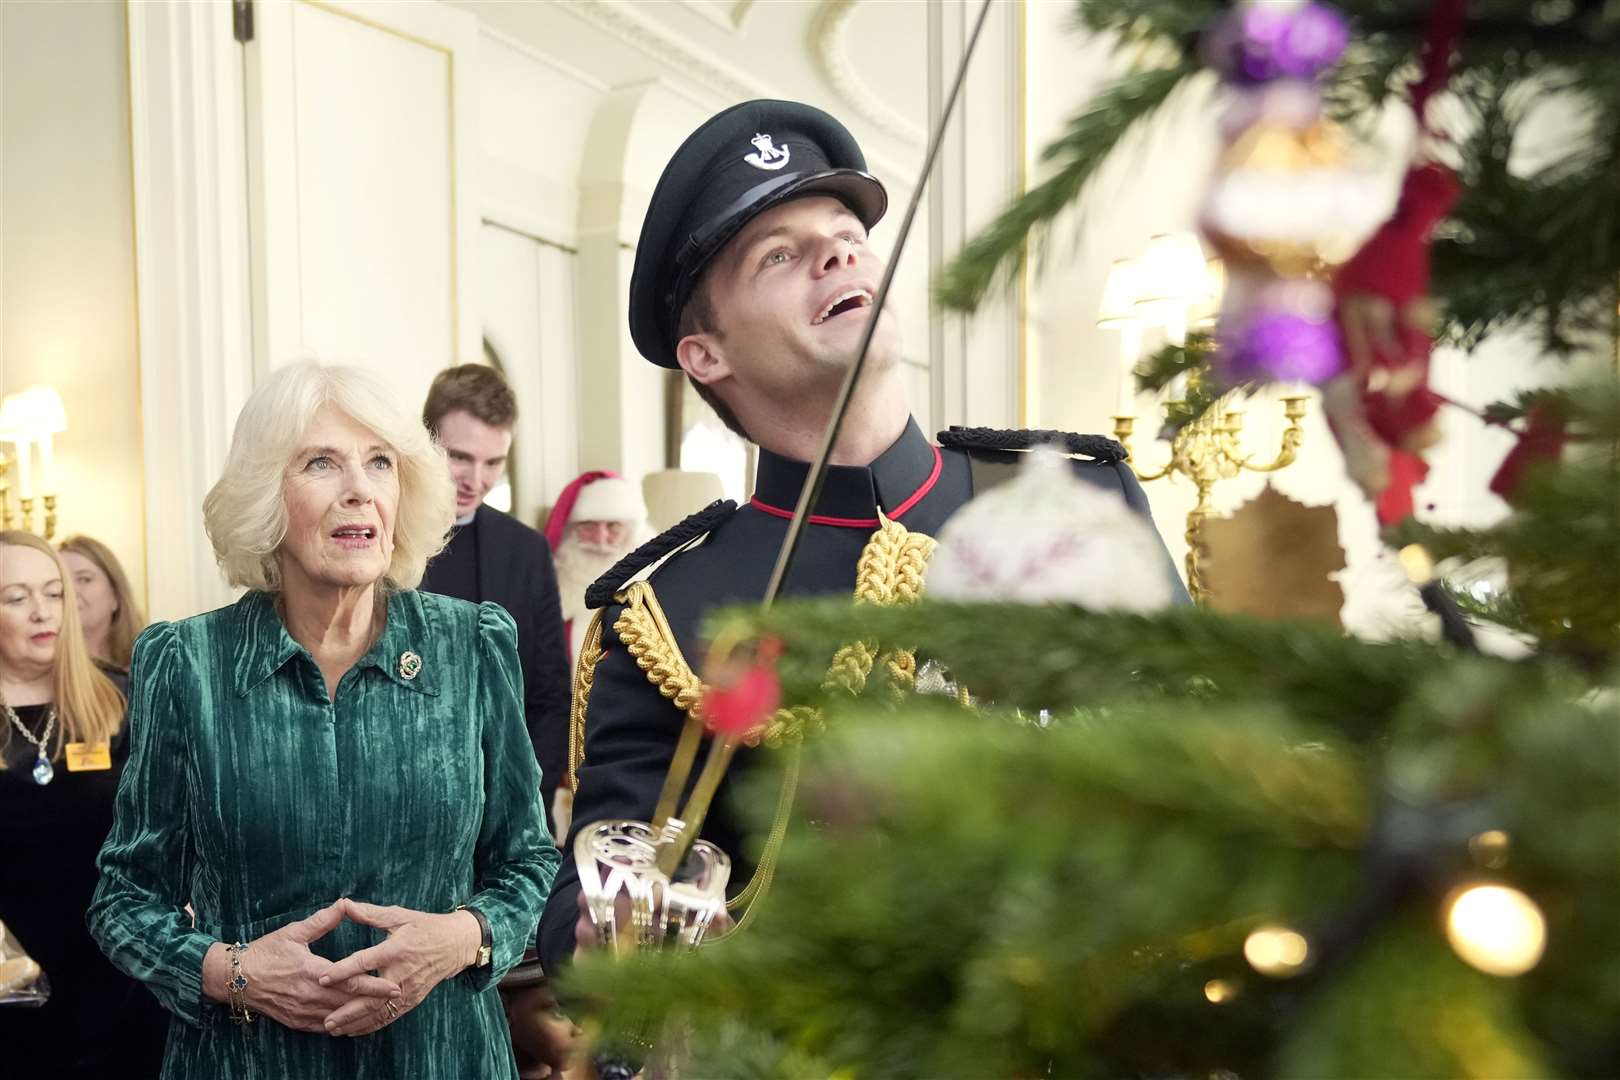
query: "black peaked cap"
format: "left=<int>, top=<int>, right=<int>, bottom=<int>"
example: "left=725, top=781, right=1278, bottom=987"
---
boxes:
left=629, top=99, right=888, bottom=369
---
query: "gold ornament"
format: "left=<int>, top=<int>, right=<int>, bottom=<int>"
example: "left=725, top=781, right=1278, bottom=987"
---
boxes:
left=1203, top=118, right=1380, bottom=276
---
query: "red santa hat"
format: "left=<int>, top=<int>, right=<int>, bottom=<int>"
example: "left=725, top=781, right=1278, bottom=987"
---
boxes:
left=545, top=471, right=645, bottom=549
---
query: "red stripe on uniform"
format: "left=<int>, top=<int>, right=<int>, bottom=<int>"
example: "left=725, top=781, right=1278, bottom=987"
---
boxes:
left=748, top=446, right=943, bottom=529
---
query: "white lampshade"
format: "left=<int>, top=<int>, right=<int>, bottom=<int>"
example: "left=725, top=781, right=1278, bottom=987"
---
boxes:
left=1096, top=258, right=1145, bottom=328
left=21, top=385, right=67, bottom=434
left=1135, top=232, right=1216, bottom=315
left=0, top=394, right=28, bottom=440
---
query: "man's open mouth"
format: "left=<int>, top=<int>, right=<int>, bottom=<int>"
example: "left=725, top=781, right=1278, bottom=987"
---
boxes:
left=812, top=287, right=873, bottom=325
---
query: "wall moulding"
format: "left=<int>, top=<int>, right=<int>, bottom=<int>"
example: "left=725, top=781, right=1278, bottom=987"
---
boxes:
left=478, top=22, right=609, bottom=93
left=127, top=0, right=254, bottom=620
left=560, top=0, right=769, bottom=105
left=524, top=1, right=915, bottom=184
left=676, top=0, right=756, bottom=34
left=810, top=0, right=926, bottom=151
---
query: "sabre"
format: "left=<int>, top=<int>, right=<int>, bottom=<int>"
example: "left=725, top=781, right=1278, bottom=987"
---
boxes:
left=761, top=0, right=996, bottom=607
left=651, top=0, right=999, bottom=881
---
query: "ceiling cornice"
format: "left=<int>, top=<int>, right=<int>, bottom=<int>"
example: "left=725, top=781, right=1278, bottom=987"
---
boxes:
left=676, top=0, right=756, bottom=34
left=561, top=0, right=768, bottom=104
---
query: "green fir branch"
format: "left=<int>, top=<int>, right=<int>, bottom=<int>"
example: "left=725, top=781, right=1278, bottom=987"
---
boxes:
left=1482, top=388, right=1573, bottom=426
left=1389, top=457, right=1620, bottom=661
left=1073, top=0, right=1223, bottom=45
left=565, top=682, right=1616, bottom=1078
left=713, top=600, right=1491, bottom=742
left=1422, top=52, right=1620, bottom=352
left=565, top=702, right=1371, bottom=1078
left=1442, top=582, right=1533, bottom=638
left=1132, top=332, right=1214, bottom=393
left=1278, top=921, right=1552, bottom=1079
left=1129, top=333, right=1244, bottom=431
left=933, top=61, right=1197, bottom=313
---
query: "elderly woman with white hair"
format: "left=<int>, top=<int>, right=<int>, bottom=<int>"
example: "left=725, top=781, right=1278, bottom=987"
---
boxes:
left=88, top=363, right=557, bottom=1078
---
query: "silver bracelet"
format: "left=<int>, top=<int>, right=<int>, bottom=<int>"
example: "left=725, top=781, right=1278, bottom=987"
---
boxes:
left=225, top=941, right=254, bottom=1028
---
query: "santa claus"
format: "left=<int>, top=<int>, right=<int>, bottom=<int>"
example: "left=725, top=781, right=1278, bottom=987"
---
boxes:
left=544, top=471, right=648, bottom=664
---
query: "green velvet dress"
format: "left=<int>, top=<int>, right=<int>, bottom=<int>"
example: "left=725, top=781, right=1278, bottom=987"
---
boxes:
left=88, top=589, right=558, bottom=1078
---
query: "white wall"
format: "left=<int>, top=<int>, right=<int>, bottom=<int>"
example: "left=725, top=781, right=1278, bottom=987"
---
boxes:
left=0, top=0, right=148, bottom=604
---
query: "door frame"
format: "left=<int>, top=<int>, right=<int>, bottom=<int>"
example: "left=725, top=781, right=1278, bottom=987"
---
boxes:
left=127, top=0, right=480, bottom=618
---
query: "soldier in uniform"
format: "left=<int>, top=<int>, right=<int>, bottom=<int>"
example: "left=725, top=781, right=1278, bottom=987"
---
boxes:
left=538, top=99, right=1187, bottom=973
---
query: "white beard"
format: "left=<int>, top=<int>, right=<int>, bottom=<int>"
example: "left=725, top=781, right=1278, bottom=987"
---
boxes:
left=555, top=537, right=631, bottom=623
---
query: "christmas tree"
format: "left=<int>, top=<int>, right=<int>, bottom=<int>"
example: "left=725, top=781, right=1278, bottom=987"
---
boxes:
left=565, top=3, right=1619, bottom=1076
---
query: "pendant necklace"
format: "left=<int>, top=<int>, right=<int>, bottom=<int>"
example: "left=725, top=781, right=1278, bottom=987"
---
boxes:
left=4, top=702, right=57, bottom=785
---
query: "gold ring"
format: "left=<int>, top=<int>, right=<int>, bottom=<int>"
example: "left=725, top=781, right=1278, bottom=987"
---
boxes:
left=384, top=999, right=400, bottom=1020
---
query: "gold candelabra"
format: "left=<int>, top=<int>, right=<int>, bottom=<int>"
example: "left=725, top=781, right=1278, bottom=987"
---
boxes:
left=1114, top=391, right=1309, bottom=604
left=0, top=447, right=11, bottom=530
left=0, top=452, right=57, bottom=539
left=0, top=385, right=67, bottom=539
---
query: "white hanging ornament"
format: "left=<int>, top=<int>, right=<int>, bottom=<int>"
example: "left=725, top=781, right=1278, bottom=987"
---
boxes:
left=925, top=448, right=1178, bottom=612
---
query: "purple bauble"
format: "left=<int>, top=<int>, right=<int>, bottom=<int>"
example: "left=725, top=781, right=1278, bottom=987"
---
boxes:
left=1204, top=1, right=1350, bottom=85
left=1221, top=309, right=1344, bottom=385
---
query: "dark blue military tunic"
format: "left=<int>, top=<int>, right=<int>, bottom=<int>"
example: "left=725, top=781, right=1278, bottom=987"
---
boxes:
left=538, top=418, right=1185, bottom=970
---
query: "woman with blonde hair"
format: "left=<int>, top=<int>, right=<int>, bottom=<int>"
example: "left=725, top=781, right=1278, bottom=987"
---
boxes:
left=0, top=530, right=166, bottom=1076
left=90, top=362, right=556, bottom=1078
left=59, top=534, right=148, bottom=671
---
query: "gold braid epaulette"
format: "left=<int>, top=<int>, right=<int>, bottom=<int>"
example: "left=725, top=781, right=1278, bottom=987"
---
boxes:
left=613, top=580, right=708, bottom=717
left=761, top=515, right=935, bottom=743
left=566, top=609, right=608, bottom=791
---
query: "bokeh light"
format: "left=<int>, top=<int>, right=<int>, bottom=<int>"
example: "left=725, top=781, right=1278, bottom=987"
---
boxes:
left=1244, top=925, right=1311, bottom=977
left=1445, top=884, right=1546, bottom=977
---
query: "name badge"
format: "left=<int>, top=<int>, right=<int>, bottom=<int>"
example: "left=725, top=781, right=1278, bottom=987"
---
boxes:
left=64, top=742, right=112, bottom=772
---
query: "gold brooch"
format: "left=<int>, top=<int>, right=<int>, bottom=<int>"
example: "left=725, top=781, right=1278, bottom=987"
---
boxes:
left=398, top=651, right=423, bottom=681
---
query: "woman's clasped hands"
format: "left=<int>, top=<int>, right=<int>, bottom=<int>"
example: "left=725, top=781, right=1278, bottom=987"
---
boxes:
left=203, top=898, right=482, bottom=1037
left=318, top=898, right=484, bottom=1037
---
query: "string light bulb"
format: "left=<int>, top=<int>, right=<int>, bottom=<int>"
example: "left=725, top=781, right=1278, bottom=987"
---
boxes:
left=1397, top=542, right=1435, bottom=585
left=1243, top=925, right=1311, bottom=977
left=1468, top=829, right=1513, bottom=870
left=1203, top=978, right=1239, bottom=1003
left=1445, top=883, right=1546, bottom=977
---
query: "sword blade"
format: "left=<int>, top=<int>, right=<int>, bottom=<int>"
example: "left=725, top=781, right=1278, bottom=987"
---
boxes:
left=659, top=0, right=999, bottom=894
left=760, top=0, right=996, bottom=608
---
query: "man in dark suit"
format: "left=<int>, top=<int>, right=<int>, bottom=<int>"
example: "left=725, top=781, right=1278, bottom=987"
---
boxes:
left=418, top=364, right=571, bottom=834
left=539, top=100, right=1188, bottom=974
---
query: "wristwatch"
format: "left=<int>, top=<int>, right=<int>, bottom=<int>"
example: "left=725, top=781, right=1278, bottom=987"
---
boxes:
left=458, top=905, right=492, bottom=968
